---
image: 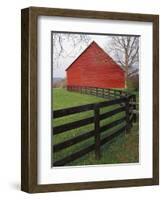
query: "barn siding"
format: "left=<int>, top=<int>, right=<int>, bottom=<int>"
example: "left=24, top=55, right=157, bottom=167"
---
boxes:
left=66, top=41, right=125, bottom=88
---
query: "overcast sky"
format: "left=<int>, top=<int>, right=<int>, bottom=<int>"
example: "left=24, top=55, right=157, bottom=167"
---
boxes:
left=52, top=33, right=139, bottom=78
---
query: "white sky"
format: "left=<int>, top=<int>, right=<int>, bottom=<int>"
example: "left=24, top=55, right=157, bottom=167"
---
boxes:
left=52, top=34, right=113, bottom=78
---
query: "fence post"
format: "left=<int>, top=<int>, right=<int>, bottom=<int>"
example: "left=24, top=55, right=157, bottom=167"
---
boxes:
left=133, top=94, right=137, bottom=122
left=94, top=105, right=101, bottom=160
left=114, top=90, right=116, bottom=98
left=102, top=88, right=104, bottom=98
left=90, top=87, right=92, bottom=95
left=125, top=96, right=130, bottom=134
left=104, top=89, right=106, bottom=98
left=95, top=87, right=97, bottom=96
left=108, top=89, right=110, bottom=98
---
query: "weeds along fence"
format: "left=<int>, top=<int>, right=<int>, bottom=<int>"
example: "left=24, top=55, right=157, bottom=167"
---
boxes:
left=53, top=95, right=136, bottom=166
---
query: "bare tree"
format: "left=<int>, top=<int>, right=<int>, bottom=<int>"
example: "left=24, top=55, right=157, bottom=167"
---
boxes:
left=52, top=33, right=91, bottom=67
left=105, top=36, right=139, bottom=88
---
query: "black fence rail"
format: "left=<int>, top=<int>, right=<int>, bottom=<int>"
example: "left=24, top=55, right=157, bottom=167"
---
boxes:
left=67, top=85, right=128, bottom=99
left=53, top=95, right=136, bottom=166
left=67, top=85, right=138, bottom=116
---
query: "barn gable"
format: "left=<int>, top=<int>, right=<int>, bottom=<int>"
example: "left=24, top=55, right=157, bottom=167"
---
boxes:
left=66, top=41, right=123, bottom=72
left=66, top=41, right=125, bottom=88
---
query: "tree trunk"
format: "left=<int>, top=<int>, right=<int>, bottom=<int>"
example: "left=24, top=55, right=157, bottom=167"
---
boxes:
left=125, top=51, right=129, bottom=88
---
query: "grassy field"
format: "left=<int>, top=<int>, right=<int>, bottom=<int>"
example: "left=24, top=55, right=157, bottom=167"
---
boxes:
left=52, top=88, right=139, bottom=166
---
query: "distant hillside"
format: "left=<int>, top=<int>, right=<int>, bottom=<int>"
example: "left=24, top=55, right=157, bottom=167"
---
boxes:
left=53, top=77, right=64, bottom=84
left=53, top=77, right=66, bottom=88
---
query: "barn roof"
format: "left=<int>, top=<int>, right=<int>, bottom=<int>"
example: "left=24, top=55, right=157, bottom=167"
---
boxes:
left=65, top=41, right=124, bottom=72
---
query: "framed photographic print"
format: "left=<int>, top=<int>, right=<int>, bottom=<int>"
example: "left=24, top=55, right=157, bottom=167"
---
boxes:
left=21, top=7, right=159, bottom=193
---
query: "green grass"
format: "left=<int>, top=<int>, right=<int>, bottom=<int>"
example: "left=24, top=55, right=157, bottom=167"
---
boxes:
left=70, top=127, right=139, bottom=166
left=52, top=88, right=139, bottom=166
left=53, top=88, right=108, bottom=109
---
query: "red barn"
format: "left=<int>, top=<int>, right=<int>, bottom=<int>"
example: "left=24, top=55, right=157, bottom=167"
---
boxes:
left=66, top=41, right=125, bottom=89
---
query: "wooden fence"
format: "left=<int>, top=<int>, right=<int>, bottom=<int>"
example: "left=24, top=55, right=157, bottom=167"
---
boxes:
left=67, top=85, right=138, bottom=114
left=67, top=85, right=128, bottom=99
left=53, top=95, right=136, bottom=166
